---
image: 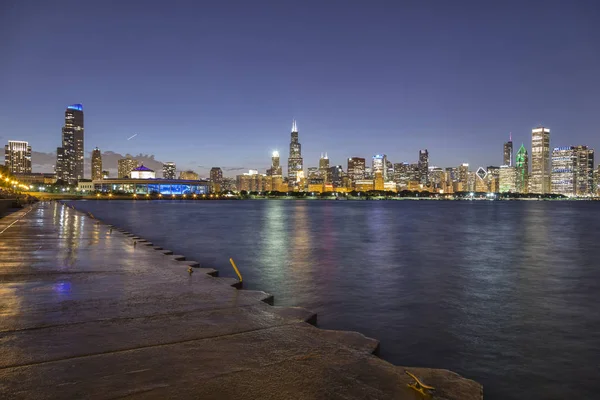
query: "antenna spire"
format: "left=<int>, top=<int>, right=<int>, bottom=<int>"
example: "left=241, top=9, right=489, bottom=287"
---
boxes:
left=509, top=132, right=512, bottom=142
left=292, top=119, right=297, bottom=132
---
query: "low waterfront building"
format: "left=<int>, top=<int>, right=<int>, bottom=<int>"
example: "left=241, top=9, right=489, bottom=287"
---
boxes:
left=93, top=178, right=209, bottom=195
left=354, top=179, right=374, bottom=192
left=130, top=165, right=156, bottom=179
left=14, top=173, right=56, bottom=186
left=384, top=181, right=397, bottom=192
left=77, top=180, right=94, bottom=192
left=308, top=178, right=324, bottom=193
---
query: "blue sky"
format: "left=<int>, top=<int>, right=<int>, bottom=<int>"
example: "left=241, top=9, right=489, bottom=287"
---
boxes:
left=1, top=0, right=599, bottom=176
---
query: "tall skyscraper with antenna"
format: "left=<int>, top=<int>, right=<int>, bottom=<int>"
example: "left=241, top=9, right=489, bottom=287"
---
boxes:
left=503, top=133, right=513, bottom=166
left=287, top=120, right=303, bottom=190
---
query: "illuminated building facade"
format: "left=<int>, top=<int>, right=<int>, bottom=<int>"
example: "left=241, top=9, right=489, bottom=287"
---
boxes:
left=386, top=160, right=394, bottom=182
left=503, top=134, right=513, bottom=166
left=163, top=162, right=176, bottom=179
left=308, top=178, right=324, bottom=193
left=118, top=157, right=139, bottom=178
left=93, top=178, right=209, bottom=195
left=237, top=170, right=267, bottom=192
left=374, top=171, right=384, bottom=190
left=267, top=151, right=282, bottom=176
left=347, top=157, right=366, bottom=184
left=475, top=167, right=488, bottom=192
left=551, top=147, right=576, bottom=196
left=179, top=170, right=199, bottom=180
left=428, top=167, right=444, bottom=191
left=130, top=165, right=156, bottom=179
left=319, top=153, right=330, bottom=182
left=499, top=165, right=516, bottom=193
left=329, top=165, right=344, bottom=188
left=418, top=149, right=429, bottom=184
left=354, top=180, right=374, bottom=192
left=457, top=163, right=469, bottom=192
left=551, top=146, right=595, bottom=196
left=372, top=154, right=388, bottom=181
left=574, top=146, right=594, bottom=196
left=210, top=167, right=223, bottom=192
left=287, top=120, right=303, bottom=190
left=486, top=166, right=500, bottom=192
left=14, top=173, right=56, bottom=186
left=56, top=104, right=84, bottom=183
left=393, top=162, right=411, bottom=188
left=91, top=147, right=102, bottom=180
left=515, top=144, right=529, bottom=193
left=530, top=127, right=551, bottom=193
left=4, top=140, right=32, bottom=174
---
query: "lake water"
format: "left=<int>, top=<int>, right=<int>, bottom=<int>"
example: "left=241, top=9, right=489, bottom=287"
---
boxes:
left=71, top=199, right=600, bottom=400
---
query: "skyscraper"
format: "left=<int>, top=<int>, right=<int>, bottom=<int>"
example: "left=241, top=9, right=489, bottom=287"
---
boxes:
left=267, top=151, right=282, bottom=176
left=552, top=145, right=595, bottom=196
left=329, top=165, right=344, bottom=188
left=347, top=157, right=366, bottom=184
left=499, top=165, right=517, bottom=193
left=210, top=167, right=223, bottom=193
left=515, top=144, right=529, bottom=193
left=530, top=127, right=551, bottom=194
left=4, top=140, right=31, bottom=174
left=56, top=104, right=84, bottom=183
left=394, top=162, right=411, bottom=188
left=574, top=146, right=594, bottom=196
left=458, top=163, right=469, bottom=192
left=118, top=157, right=139, bottom=178
left=163, top=162, right=176, bottom=179
left=319, top=153, right=330, bottom=182
left=91, top=147, right=102, bottom=180
left=372, top=154, right=388, bottom=181
left=418, top=149, right=429, bottom=184
left=287, top=120, right=303, bottom=190
left=551, top=147, right=577, bottom=196
left=503, top=134, right=513, bottom=166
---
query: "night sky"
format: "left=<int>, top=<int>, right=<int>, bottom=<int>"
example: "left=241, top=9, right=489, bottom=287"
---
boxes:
left=1, top=0, right=599, bottom=176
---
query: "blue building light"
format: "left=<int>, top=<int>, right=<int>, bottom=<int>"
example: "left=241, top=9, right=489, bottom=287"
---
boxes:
left=67, top=104, right=83, bottom=111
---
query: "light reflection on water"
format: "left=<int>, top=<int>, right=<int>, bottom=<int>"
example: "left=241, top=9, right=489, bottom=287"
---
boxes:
left=71, top=200, right=600, bottom=400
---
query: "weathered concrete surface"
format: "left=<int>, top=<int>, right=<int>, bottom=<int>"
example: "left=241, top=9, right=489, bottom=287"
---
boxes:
left=0, top=202, right=482, bottom=399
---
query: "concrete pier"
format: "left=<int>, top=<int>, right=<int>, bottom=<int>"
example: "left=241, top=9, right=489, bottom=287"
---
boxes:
left=0, top=202, right=482, bottom=399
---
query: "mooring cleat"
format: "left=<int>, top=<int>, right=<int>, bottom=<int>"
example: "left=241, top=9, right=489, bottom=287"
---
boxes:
left=405, top=370, right=435, bottom=396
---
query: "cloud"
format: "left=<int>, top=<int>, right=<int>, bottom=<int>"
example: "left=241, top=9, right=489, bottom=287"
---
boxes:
left=31, top=150, right=167, bottom=177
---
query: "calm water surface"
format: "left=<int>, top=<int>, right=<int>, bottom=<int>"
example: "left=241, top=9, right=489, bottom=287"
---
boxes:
left=72, top=200, right=600, bottom=400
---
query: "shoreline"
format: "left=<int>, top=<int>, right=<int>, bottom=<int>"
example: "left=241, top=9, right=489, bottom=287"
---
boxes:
left=0, top=201, right=483, bottom=399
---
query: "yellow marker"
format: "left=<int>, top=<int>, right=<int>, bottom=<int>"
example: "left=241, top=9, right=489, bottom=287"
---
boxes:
left=229, top=258, right=243, bottom=282
left=405, top=370, right=435, bottom=397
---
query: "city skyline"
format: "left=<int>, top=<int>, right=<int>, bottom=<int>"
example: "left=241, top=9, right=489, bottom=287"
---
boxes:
left=1, top=1, right=599, bottom=173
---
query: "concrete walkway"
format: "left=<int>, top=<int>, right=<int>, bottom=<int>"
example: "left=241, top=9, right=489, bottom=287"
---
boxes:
left=0, top=202, right=482, bottom=399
